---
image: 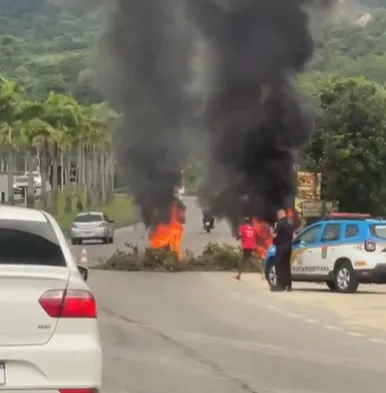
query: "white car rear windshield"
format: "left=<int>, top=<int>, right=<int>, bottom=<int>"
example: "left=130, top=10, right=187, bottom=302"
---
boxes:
left=0, top=220, right=66, bottom=266
left=14, top=176, right=27, bottom=182
left=74, top=214, right=103, bottom=222
left=370, top=224, right=386, bottom=239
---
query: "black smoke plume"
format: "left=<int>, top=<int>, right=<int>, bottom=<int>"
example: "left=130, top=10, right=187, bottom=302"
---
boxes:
left=98, top=0, right=193, bottom=227
left=98, top=0, right=332, bottom=232
left=188, top=0, right=331, bottom=231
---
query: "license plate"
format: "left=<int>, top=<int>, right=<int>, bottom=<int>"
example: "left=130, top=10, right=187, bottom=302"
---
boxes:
left=81, top=232, right=93, bottom=237
left=205, top=222, right=210, bottom=225
left=0, top=363, right=5, bottom=385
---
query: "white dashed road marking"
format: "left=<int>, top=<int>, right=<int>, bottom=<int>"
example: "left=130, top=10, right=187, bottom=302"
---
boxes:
left=264, top=304, right=386, bottom=345
left=368, top=338, right=386, bottom=344
left=304, top=318, right=318, bottom=324
left=324, top=325, right=344, bottom=331
left=346, top=331, right=366, bottom=337
left=265, top=305, right=281, bottom=312
left=286, top=313, right=302, bottom=319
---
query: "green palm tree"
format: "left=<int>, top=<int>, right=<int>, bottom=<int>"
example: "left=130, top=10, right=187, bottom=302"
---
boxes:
left=85, top=103, right=120, bottom=203
left=0, top=78, right=22, bottom=205
left=42, top=92, right=82, bottom=214
left=18, top=100, right=58, bottom=209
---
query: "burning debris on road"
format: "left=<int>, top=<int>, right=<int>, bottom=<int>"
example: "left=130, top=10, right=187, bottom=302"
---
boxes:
left=148, top=198, right=185, bottom=260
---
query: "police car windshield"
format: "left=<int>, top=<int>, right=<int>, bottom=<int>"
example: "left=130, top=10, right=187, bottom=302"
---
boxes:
left=370, top=224, right=386, bottom=239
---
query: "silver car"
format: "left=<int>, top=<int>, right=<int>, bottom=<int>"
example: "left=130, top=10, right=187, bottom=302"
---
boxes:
left=70, top=212, right=115, bottom=245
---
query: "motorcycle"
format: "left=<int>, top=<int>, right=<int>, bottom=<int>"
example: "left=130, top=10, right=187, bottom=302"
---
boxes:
left=203, top=218, right=214, bottom=233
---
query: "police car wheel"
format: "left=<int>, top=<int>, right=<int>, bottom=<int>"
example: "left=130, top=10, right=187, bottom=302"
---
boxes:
left=333, top=261, right=359, bottom=293
left=266, top=260, right=278, bottom=289
left=326, top=281, right=337, bottom=291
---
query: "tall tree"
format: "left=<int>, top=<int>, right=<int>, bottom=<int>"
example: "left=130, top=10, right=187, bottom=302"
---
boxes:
left=0, top=78, right=22, bottom=204
left=303, top=76, right=386, bottom=214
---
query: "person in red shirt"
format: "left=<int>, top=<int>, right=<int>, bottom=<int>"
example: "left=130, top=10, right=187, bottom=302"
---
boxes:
left=235, top=216, right=257, bottom=280
left=252, top=218, right=273, bottom=279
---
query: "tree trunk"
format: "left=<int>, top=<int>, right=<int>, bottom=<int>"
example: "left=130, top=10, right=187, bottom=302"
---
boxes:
left=85, top=147, right=93, bottom=209
left=62, top=150, right=72, bottom=214
left=39, top=138, right=49, bottom=210
left=81, top=146, right=86, bottom=187
left=51, top=144, right=59, bottom=215
left=75, top=143, right=84, bottom=211
left=26, top=150, right=35, bottom=208
left=109, top=148, right=115, bottom=200
left=101, top=148, right=106, bottom=204
left=0, top=155, right=5, bottom=172
left=105, top=148, right=114, bottom=202
left=60, top=151, right=65, bottom=191
left=92, top=145, right=99, bottom=205
left=7, top=149, right=14, bottom=205
left=23, top=153, right=28, bottom=173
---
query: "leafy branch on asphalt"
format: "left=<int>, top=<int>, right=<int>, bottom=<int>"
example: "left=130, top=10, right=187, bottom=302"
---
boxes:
left=92, top=242, right=261, bottom=273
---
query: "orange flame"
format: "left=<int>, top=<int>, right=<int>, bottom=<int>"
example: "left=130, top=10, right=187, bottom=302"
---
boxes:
left=149, top=202, right=184, bottom=260
left=252, top=218, right=273, bottom=260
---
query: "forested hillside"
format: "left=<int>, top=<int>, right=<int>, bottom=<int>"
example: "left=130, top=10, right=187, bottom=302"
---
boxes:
left=0, top=0, right=103, bottom=103
left=311, top=11, right=386, bottom=82
left=358, top=0, right=386, bottom=7
left=2, top=0, right=386, bottom=105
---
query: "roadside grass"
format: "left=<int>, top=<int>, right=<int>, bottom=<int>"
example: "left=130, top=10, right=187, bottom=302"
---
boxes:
left=36, top=191, right=136, bottom=231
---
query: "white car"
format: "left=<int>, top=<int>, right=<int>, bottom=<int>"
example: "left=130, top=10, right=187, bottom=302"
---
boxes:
left=0, top=206, right=102, bottom=392
left=177, top=187, right=185, bottom=198
left=24, top=171, right=42, bottom=187
left=70, top=212, right=115, bottom=245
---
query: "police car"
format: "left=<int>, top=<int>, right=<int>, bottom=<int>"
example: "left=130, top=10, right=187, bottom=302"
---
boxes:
left=263, top=213, right=386, bottom=293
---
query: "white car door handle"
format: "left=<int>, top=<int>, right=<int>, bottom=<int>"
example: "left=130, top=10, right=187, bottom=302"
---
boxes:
left=306, top=250, right=312, bottom=253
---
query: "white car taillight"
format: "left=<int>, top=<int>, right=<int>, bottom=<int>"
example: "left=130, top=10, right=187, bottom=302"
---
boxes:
left=39, top=289, right=97, bottom=318
left=59, top=389, right=99, bottom=393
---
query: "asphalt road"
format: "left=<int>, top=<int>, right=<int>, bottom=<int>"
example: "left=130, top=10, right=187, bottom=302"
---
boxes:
left=81, top=197, right=386, bottom=393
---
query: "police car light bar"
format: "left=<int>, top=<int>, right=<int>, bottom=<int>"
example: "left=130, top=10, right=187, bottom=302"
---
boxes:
left=328, top=212, right=371, bottom=218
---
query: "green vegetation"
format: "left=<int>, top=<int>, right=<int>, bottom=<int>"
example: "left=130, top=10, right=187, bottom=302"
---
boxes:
left=94, top=243, right=252, bottom=272
left=312, top=10, right=386, bottom=83
left=0, top=0, right=102, bottom=104
left=300, top=74, right=386, bottom=214
left=0, top=76, right=123, bottom=222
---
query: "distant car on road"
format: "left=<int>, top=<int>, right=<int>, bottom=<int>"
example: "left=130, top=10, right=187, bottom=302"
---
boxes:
left=24, top=171, right=42, bottom=187
left=264, top=213, right=386, bottom=293
left=13, top=185, right=23, bottom=201
left=70, top=211, right=115, bottom=245
left=13, top=175, right=29, bottom=190
left=0, top=205, right=102, bottom=391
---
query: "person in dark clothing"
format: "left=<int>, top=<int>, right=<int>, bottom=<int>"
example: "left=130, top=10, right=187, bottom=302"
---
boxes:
left=273, top=209, right=295, bottom=291
left=202, top=206, right=214, bottom=229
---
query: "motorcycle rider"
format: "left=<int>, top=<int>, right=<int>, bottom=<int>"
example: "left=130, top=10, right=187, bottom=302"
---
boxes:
left=202, top=205, right=215, bottom=229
